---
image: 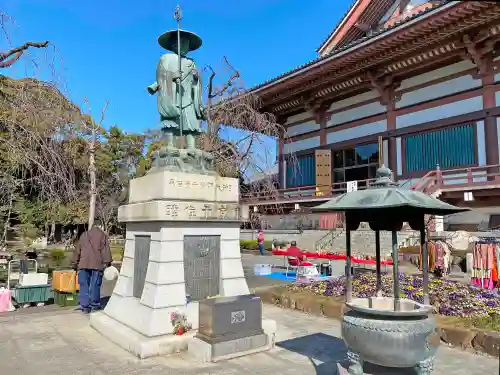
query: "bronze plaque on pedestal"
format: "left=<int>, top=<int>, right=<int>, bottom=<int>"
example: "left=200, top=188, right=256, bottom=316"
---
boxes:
left=183, top=235, right=220, bottom=301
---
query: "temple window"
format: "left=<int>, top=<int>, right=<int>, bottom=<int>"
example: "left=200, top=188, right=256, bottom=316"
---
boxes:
left=332, top=143, right=379, bottom=187
left=286, top=154, right=316, bottom=188
left=403, top=124, right=475, bottom=174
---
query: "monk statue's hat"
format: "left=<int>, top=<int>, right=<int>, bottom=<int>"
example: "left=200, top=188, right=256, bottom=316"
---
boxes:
left=158, top=30, right=202, bottom=53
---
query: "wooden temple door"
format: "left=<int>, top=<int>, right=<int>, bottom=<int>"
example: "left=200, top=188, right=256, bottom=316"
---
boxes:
left=316, top=150, right=336, bottom=229
left=315, top=149, right=332, bottom=197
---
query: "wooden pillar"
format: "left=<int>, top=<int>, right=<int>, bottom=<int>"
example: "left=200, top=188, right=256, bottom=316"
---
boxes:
left=366, top=71, right=399, bottom=175
left=277, top=128, right=285, bottom=189
left=386, top=100, right=398, bottom=174
left=314, top=104, right=331, bottom=195
left=484, top=117, right=499, bottom=168
left=482, top=60, right=499, bottom=172
left=463, top=35, right=499, bottom=177
left=320, top=112, right=329, bottom=146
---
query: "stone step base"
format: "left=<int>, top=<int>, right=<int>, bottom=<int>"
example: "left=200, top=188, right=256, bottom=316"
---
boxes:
left=90, top=311, right=193, bottom=359
left=188, top=333, right=269, bottom=363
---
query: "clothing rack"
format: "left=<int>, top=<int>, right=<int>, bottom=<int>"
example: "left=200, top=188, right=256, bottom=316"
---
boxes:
left=472, top=240, right=500, bottom=289
left=416, top=239, right=452, bottom=277
left=476, top=238, right=500, bottom=243
left=432, top=239, right=452, bottom=277
left=428, top=236, right=454, bottom=249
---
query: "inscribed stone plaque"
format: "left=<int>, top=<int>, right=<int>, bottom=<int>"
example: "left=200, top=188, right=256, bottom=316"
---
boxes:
left=118, top=200, right=244, bottom=223
left=183, top=235, right=220, bottom=301
left=128, top=170, right=239, bottom=204
left=133, top=235, right=151, bottom=298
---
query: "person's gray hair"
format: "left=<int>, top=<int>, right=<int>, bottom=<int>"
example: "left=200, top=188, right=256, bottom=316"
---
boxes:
left=92, top=219, right=103, bottom=228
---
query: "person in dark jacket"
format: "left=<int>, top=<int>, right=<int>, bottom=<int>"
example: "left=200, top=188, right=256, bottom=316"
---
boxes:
left=71, top=220, right=112, bottom=314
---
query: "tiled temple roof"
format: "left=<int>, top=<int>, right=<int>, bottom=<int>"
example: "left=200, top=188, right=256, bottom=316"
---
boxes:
left=249, top=0, right=448, bottom=93
left=316, top=0, right=360, bottom=52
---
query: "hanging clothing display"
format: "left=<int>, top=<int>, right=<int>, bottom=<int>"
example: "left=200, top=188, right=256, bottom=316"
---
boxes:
left=492, top=260, right=498, bottom=286
left=443, top=242, right=451, bottom=276
left=471, top=242, right=495, bottom=289
left=435, top=242, right=444, bottom=269
left=414, top=240, right=452, bottom=277
left=495, top=245, right=500, bottom=285
left=418, top=242, right=435, bottom=272
left=434, top=240, right=452, bottom=277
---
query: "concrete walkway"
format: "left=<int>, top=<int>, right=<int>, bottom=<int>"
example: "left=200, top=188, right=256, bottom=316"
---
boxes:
left=0, top=304, right=497, bottom=375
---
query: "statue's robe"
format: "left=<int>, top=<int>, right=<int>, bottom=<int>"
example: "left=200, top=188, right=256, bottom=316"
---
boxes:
left=148, top=53, right=204, bottom=135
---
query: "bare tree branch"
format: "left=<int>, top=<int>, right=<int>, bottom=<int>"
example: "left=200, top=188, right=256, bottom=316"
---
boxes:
left=0, top=40, right=50, bottom=68
left=200, top=57, right=297, bottom=221
left=206, top=56, right=240, bottom=99
left=81, top=98, right=110, bottom=229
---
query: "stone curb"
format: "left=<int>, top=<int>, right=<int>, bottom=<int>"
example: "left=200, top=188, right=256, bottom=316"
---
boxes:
left=254, top=286, right=500, bottom=358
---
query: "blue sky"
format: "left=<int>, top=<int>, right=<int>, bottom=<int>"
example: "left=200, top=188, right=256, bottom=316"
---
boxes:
left=3, top=0, right=352, bottom=167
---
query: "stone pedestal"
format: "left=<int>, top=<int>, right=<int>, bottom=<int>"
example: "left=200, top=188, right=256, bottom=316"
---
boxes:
left=90, top=170, right=272, bottom=359
left=188, top=295, right=273, bottom=362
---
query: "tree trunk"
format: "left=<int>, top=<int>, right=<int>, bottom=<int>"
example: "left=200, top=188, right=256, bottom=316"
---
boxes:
left=1, top=196, right=13, bottom=247
left=88, top=126, right=97, bottom=229
left=50, top=222, right=56, bottom=242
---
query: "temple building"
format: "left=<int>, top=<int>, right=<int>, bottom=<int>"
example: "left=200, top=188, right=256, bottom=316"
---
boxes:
left=243, top=0, right=500, bottom=230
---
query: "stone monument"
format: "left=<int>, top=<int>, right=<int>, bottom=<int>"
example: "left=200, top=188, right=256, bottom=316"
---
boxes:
left=89, top=5, right=276, bottom=359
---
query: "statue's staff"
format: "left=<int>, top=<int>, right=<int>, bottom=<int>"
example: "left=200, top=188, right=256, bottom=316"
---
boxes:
left=174, top=5, right=183, bottom=139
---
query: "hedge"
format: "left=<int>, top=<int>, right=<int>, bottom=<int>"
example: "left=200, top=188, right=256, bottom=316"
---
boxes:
left=240, top=240, right=291, bottom=252
left=240, top=240, right=272, bottom=251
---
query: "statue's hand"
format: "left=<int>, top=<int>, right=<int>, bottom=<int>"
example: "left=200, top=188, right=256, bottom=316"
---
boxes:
left=172, top=71, right=181, bottom=81
left=147, top=82, right=159, bottom=95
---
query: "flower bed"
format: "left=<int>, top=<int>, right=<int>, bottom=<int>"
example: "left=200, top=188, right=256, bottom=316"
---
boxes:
left=288, top=272, right=500, bottom=319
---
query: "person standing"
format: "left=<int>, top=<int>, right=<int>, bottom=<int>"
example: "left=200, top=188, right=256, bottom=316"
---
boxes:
left=71, top=220, right=112, bottom=314
left=257, top=229, right=265, bottom=256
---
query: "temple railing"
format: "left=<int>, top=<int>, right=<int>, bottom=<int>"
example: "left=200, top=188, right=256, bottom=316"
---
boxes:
left=241, top=177, right=378, bottom=204
left=411, top=164, right=500, bottom=194
left=241, top=164, right=500, bottom=205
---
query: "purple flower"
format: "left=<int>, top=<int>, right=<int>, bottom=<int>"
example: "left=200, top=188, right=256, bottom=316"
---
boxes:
left=288, top=270, right=500, bottom=318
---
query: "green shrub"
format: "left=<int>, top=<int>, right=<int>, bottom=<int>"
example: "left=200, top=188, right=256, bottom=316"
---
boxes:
left=240, top=240, right=257, bottom=250
left=49, top=249, right=66, bottom=266
left=239, top=240, right=273, bottom=251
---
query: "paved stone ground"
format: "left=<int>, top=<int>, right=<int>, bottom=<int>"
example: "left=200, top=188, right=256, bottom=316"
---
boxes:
left=0, top=304, right=497, bottom=375
left=0, top=254, right=495, bottom=374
